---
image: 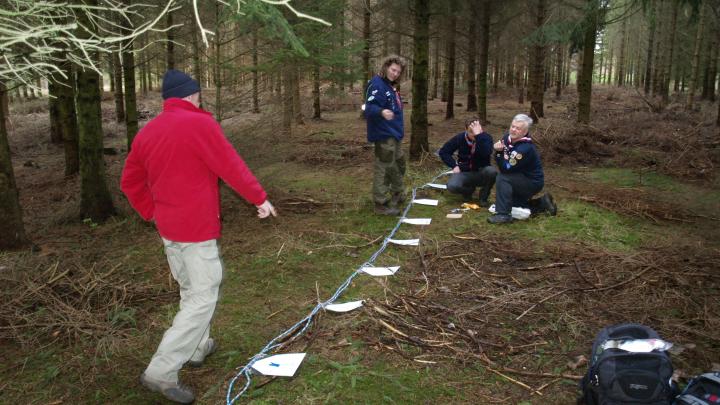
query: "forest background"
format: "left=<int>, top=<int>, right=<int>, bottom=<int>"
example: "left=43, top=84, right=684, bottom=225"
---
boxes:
left=0, top=0, right=719, bottom=403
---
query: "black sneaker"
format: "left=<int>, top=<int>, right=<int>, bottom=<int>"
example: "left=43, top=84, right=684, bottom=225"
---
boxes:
left=140, top=373, right=195, bottom=404
left=478, top=199, right=490, bottom=208
left=374, top=203, right=400, bottom=216
left=487, top=214, right=513, bottom=224
left=541, top=193, right=557, bottom=216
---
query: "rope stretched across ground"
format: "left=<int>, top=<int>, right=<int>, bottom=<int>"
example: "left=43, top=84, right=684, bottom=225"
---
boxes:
left=226, top=170, right=447, bottom=404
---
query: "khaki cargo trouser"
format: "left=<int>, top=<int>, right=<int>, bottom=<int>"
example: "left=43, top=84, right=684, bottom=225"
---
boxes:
left=144, top=238, right=223, bottom=383
left=373, top=137, right=406, bottom=205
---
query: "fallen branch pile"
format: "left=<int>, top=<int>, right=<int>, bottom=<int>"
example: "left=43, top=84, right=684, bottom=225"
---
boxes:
left=357, top=234, right=719, bottom=393
left=0, top=259, right=174, bottom=347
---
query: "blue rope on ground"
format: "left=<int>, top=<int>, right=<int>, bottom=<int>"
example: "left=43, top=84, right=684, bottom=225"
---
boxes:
left=226, top=170, right=447, bottom=404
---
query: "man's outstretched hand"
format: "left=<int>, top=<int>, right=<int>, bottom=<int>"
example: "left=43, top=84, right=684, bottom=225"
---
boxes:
left=256, top=200, right=278, bottom=218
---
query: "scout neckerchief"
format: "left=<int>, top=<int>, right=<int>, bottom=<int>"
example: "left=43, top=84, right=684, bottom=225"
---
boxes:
left=464, top=131, right=476, bottom=170
left=394, top=86, right=402, bottom=110
left=502, top=133, right=532, bottom=169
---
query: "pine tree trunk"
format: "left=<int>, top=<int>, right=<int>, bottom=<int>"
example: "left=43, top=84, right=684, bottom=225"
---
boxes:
left=363, top=8, right=372, bottom=82
left=292, top=67, right=304, bottom=125
left=431, top=35, right=439, bottom=99
left=166, top=10, right=175, bottom=70
left=0, top=81, right=28, bottom=249
left=252, top=28, right=260, bottom=113
left=444, top=10, right=457, bottom=120
left=410, top=0, right=430, bottom=160
left=75, top=0, right=115, bottom=222
left=48, top=80, right=62, bottom=144
left=113, top=52, right=125, bottom=123
left=555, top=44, right=564, bottom=99
left=52, top=56, right=79, bottom=176
left=644, top=1, right=656, bottom=95
left=578, top=0, right=599, bottom=124
left=312, top=62, right=321, bottom=119
left=282, top=68, right=292, bottom=134
left=616, top=18, right=627, bottom=86
left=661, top=0, right=679, bottom=106
left=466, top=4, right=478, bottom=112
left=191, top=25, right=202, bottom=86
left=686, top=1, right=706, bottom=110
left=123, top=42, right=138, bottom=149
left=709, top=29, right=718, bottom=103
left=477, top=0, right=490, bottom=123
left=528, top=0, right=546, bottom=122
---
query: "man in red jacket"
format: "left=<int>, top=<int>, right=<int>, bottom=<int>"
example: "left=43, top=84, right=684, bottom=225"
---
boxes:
left=121, top=69, right=277, bottom=404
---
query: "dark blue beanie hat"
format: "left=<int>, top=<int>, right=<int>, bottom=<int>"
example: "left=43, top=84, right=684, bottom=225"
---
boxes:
left=162, top=69, right=201, bottom=100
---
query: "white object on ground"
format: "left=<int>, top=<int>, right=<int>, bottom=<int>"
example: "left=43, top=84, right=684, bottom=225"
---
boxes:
left=446, top=213, right=463, bottom=219
left=443, top=170, right=454, bottom=175
left=402, top=218, right=432, bottom=225
left=359, top=266, right=400, bottom=276
left=324, top=300, right=364, bottom=312
left=251, top=353, right=307, bottom=377
left=388, top=238, right=420, bottom=246
left=425, top=183, right=448, bottom=190
left=413, top=199, right=439, bottom=206
left=602, top=339, right=673, bottom=353
left=488, top=204, right=531, bottom=220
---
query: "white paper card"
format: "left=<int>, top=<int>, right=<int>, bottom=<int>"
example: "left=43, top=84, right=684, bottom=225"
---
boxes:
left=412, top=199, right=439, bottom=206
left=360, top=266, right=400, bottom=276
left=402, top=218, right=432, bottom=225
left=388, top=238, right=420, bottom=246
left=425, top=183, right=448, bottom=190
left=251, top=353, right=306, bottom=377
left=325, top=300, right=364, bottom=312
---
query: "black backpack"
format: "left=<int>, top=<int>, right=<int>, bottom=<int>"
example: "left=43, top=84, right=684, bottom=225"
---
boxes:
left=674, top=372, right=720, bottom=405
left=579, top=323, right=676, bottom=405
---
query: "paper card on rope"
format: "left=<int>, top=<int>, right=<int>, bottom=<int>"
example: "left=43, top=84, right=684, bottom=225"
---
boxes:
left=425, top=183, right=447, bottom=190
left=412, top=199, right=439, bottom=206
left=402, top=218, right=432, bottom=225
left=325, top=300, right=364, bottom=312
left=360, top=266, right=400, bottom=276
left=251, top=353, right=306, bottom=377
left=388, top=238, right=420, bottom=246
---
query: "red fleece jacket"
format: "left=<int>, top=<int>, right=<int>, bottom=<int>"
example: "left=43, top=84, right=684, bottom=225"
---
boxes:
left=120, top=98, right=267, bottom=242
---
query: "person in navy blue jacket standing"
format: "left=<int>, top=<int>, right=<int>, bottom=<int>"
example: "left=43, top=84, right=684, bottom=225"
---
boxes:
left=438, top=118, right=497, bottom=206
left=487, top=114, right=557, bottom=224
left=364, top=55, right=407, bottom=216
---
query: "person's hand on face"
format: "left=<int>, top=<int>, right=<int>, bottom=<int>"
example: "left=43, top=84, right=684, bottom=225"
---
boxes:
left=468, top=120, right=483, bottom=136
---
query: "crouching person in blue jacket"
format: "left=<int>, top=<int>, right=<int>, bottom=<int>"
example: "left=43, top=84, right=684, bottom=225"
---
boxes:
left=487, top=114, right=557, bottom=224
left=364, top=55, right=407, bottom=216
left=438, top=118, right=497, bottom=206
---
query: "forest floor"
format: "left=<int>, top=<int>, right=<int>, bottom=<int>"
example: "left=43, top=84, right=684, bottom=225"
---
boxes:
left=1, top=85, right=719, bottom=405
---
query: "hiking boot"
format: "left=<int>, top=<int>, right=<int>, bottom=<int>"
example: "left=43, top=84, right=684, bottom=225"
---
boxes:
left=487, top=214, right=513, bottom=224
left=390, top=192, right=407, bottom=207
left=540, top=193, right=557, bottom=216
left=187, top=338, right=218, bottom=367
left=374, top=203, right=400, bottom=216
left=140, top=373, right=195, bottom=404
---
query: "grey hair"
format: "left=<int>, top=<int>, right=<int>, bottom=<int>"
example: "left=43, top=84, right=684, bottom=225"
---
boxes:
left=512, top=114, right=533, bottom=129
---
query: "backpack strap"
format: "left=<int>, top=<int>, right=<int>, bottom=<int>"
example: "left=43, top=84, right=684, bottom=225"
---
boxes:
left=676, top=394, right=710, bottom=405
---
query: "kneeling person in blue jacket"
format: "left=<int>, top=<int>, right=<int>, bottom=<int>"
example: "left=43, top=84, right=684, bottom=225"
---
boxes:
left=438, top=118, right=497, bottom=206
left=488, top=114, right=557, bottom=224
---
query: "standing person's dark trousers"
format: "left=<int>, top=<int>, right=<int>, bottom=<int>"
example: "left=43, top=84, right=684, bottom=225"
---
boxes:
left=447, top=166, right=497, bottom=201
left=494, top=172, right=543, bottom=215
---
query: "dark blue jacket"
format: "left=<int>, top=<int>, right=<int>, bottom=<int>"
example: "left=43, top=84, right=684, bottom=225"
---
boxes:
left=438, top=131, right=494, bottom=171
left=364, top=75, right=404, bottom=142
left=495, top=133, right=544, bottom=188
